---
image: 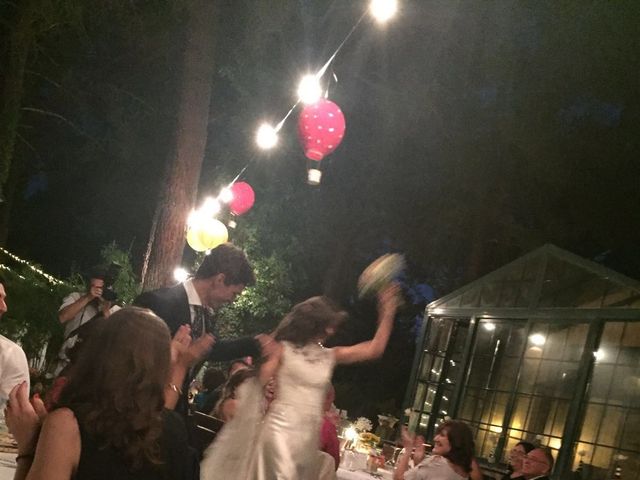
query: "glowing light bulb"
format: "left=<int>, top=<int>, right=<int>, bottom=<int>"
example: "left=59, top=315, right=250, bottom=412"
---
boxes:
left=187, top=209, right=204, bottom=228
left=594, top=349, right=605, bottom=361
left=297, top=74, right=322, bottom=104
left=219, top=187, right=233, bottom=204
left=370, top=0, right=398, bottom=23
left=173, top=268, right=189, bottom=283
left=201, top=197, right=221, bottom=216
left=256, top=123, right=278, bottom=149
left=345, top=426, right=358, bottom=442
left=529, top=333, right=546, bottom=346
left=483, top=322, right=496, bottom=331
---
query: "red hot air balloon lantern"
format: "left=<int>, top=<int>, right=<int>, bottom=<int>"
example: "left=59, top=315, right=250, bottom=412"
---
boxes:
left=298, top=99, right=346, bottom=184
left=229, top=181, right=255, bottom=216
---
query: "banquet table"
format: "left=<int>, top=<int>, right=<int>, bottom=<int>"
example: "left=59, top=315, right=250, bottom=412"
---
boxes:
left=337, top=467, right=394, bottom=480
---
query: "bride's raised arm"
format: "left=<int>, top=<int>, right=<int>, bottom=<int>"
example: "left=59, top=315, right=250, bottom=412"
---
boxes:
left=332, top=285, right=400, bottom=365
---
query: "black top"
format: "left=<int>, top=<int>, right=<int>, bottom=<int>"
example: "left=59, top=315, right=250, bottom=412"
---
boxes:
left=74, top=409, right=198, bottom=480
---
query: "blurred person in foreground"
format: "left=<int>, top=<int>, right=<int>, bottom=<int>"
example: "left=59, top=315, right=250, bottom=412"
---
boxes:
left=6, top=307, right=211, bottom=480
left=0, top=275, right=29, bottom=400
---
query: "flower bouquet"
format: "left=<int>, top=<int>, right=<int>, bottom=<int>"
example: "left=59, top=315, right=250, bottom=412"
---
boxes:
left=357, top=253, right=406, bottom=299
left=359, top=432, right=381, bottom=449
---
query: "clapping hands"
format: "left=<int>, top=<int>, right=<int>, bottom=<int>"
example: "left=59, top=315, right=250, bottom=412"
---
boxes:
left=5, top=381, right=47, bottom=456
left=171, top=324, right=215, bottom=368
left=400, top=426, right=426, bottom=465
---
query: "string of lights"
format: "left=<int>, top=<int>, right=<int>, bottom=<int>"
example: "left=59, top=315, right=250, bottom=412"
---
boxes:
left=0, top=247, right=66, bottom=285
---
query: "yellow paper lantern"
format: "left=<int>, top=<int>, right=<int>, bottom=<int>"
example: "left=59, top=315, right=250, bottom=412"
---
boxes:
left=197, top=218, right=228, bottom=250
left=186, top=226, right=208, bottom=252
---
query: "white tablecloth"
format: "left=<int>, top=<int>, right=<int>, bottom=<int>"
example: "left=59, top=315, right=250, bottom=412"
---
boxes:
left=0, top=452, right=15, bottom=480
left=337, top=467, right=393, bottom=480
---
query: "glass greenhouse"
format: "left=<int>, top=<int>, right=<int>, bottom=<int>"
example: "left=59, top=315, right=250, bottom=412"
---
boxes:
left=405, top=244, right=640, bottom=479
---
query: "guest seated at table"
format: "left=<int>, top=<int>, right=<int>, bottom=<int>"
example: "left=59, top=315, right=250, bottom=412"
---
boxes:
left=5, top=307, right=210, bottom=480
left=213, top=367, right=256, bottom=421
left=521, top=447, right=553, bottom=480
left=194, top=367, right=226, bottom=414
left=394, top=420, right=474, bottom=480
left=502, top=441, right=535, bottom=480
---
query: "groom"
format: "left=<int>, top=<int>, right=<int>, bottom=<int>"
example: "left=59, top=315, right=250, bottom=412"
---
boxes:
left=134, top=243, right=267, bottom=411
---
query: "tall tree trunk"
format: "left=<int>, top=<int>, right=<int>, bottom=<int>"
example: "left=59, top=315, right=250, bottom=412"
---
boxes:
left=141, top=0, right=217, bottom=290
left=0, top=2, right=34, bottom=244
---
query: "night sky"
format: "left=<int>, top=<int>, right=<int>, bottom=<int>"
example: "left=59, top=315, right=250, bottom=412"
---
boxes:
left=2, top=0, right=640, bottom=413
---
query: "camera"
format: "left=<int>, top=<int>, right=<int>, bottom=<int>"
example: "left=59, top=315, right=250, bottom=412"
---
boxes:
left=101, top=286, right=118, bottom=302
left=88, top=263, right=120, bottom=303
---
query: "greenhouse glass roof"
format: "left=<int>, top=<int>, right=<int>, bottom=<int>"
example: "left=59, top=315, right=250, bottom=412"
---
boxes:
left=427, top=244, right=640, bottom=318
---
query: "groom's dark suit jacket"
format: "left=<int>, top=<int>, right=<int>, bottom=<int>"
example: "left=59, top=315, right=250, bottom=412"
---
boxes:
left=134, top=284, right=260, bottom=362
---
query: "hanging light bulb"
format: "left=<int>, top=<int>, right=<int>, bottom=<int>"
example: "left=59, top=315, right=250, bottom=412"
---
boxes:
left=256, top=123, right=278, bottom=149
left=201, top=197, right=221, bottom=216
left=297, top=74, right=322, bottom=104
left=219, top=187, right=233, bottom=204
left=370, top=0, right=398, bottom=23
left=173, top=267, right=189, bottom=283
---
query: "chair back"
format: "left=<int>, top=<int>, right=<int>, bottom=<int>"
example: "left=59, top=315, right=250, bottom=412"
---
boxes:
left=189, top=412, right=225, bottom=457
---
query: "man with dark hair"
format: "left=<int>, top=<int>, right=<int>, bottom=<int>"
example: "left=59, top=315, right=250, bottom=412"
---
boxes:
left=522, top=447, right=554, bottom=480
left=55, top=269, right=118, bottom=374
left=134, top=243, right=268, bottom=412
left=0, top=275, right=30, bottom=399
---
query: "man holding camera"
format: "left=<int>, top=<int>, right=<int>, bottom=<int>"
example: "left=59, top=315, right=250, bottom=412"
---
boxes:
left=55, top=270, right=119, bottom=374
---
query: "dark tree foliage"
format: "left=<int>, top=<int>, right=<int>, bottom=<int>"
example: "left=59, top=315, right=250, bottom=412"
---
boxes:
left=1, top=0, right=639, bottom=416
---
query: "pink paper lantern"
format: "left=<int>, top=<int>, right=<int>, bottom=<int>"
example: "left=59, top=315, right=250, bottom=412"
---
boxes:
left=229, top=181, right=255, bottom=216
left=297, top=99, right=346, bottom=161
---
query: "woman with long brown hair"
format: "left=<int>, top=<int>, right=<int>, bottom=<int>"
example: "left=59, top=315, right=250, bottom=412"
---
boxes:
left=201, top=284, right=400, bottom=480
left=394, top=420, right=475, bottom=480
left=7, top=307, right=211, bottom=480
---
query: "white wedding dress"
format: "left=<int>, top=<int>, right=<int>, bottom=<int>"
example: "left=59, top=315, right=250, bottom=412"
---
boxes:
left=201, top=341, right=335, bottom=480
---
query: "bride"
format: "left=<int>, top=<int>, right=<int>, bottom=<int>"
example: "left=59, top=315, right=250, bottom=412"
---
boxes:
left=201, top=285, right=399, bottom=480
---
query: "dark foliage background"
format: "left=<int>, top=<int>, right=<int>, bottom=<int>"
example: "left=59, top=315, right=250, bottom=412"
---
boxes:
left=1, top=0, right=639, bottom=417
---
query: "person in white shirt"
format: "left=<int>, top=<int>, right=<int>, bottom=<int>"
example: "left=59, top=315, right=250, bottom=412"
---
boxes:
left=55, top=270, right=118, bottom=374
left=0, top=276, right=30, bottom=400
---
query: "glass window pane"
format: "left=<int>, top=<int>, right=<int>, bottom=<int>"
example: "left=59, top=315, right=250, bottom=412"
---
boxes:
left=599, top=322, right=623, bottom=363
left=509, top=395, right=530, bottom=432
left=424, top=386, right=436, bottom=411
left=413, top=383, right=426, bottom=411
left=619, top=322, right=640, bottom=365
left=621, top=410, right=640, bottom=452
left=543, top=326, right=567, bottom=360
left=609, top=365, right=640, bottom=407
left=496, top=359, right=519, bottom=391
left=589, top=364, right=613, bottom=403
left=468, top=355, right=492, bottom=388
left=505, top=326, right=526, bottom=356
left=563, top=324, right=590, bottom=361
left=418, top=353, right=434, bottom=381
left=597, top=406, right=624, bottom=447
left=579, top=404, right=604, bottom=444
left=518, top=359, right=540, bottom=394
left=490, top=392, right=508, bottom=427
left=429, top=356, right=444, bottom=382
